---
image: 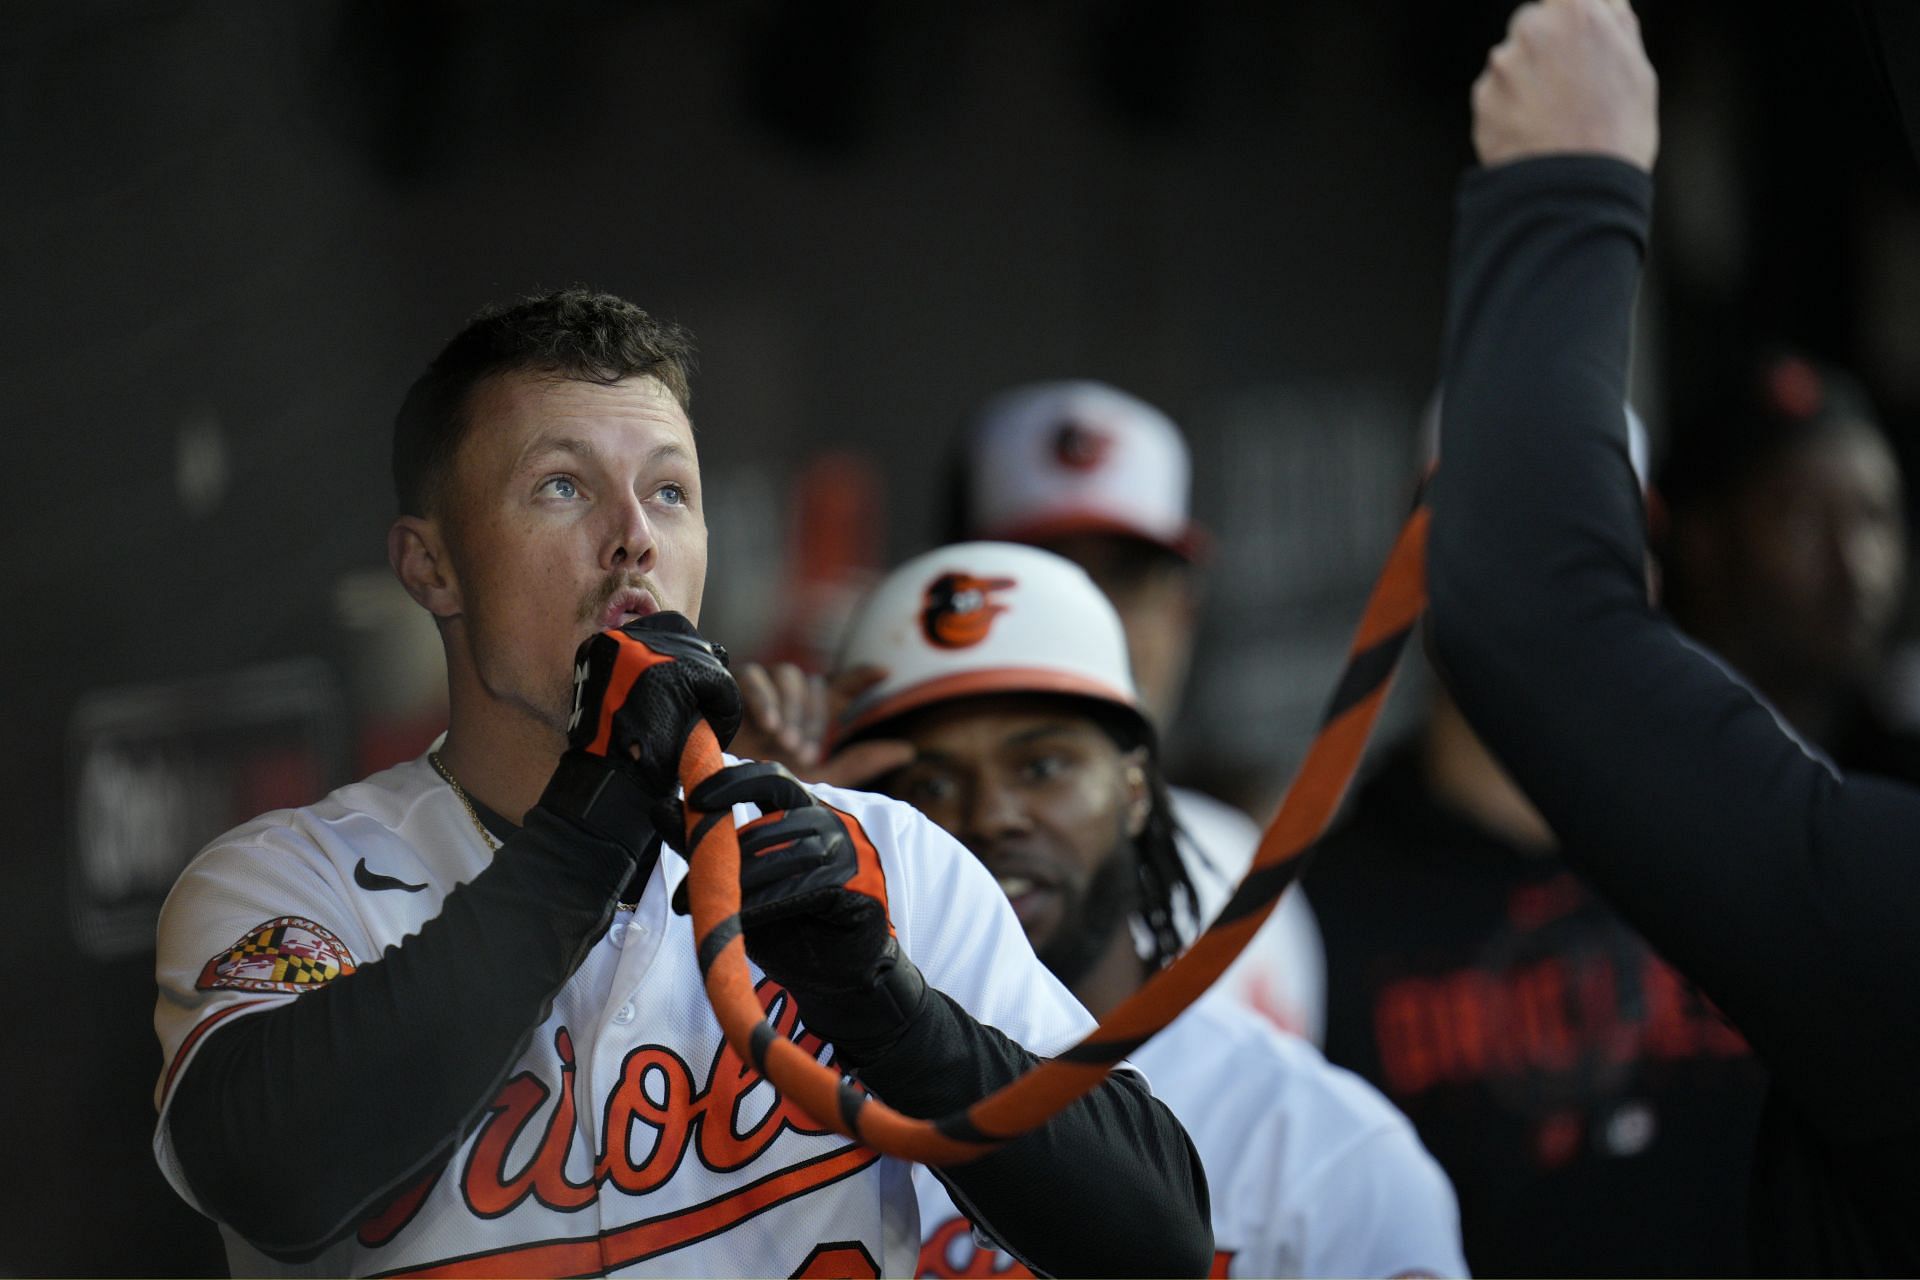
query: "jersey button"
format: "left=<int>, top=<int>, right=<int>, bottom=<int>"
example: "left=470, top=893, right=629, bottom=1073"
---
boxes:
left=612, top=1002, right=636, bottom=1026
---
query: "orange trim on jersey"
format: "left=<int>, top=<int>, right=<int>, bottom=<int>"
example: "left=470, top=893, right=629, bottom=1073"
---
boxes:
left=161, top=999, right=269, bottom=1106
left=586, top=633, right=674, bottom=757
left=833, top=668, right=1137, bottom=748
left=380, top=1143, right=880, bottom=1278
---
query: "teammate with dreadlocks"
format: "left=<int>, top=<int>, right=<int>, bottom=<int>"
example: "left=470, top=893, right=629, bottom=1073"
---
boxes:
left=830, top=542, right=1465, bottom=1279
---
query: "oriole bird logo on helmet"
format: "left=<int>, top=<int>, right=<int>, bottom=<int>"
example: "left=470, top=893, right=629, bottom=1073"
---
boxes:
left=921, top=573, right=1017, bottom=649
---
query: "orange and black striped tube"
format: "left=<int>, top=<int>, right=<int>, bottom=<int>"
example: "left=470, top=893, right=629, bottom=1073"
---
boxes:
left=684, top=488, right=1431, bottom=1165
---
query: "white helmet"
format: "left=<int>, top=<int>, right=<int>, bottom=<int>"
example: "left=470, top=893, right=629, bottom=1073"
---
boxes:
left=831, top=541, right=1144, bottom=746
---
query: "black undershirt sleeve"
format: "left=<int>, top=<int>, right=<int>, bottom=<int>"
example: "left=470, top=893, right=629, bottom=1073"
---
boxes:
left=1428, top=155, right=1920, bottom=1144
left=847, top=989, right=1213, bottom=1279
left=167, top=807, right=642, bottom=1261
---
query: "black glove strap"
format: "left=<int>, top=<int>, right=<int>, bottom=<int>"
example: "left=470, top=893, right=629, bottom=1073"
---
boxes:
left=537, top=750, right=659, bottom=856
left=787, top=938, right=929, bottom=1066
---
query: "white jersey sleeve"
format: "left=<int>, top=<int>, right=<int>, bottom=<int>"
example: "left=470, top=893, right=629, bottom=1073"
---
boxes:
left=1288, top=1122, right=1469, bottom=1279
left=1172, top=784, right=1328, bottom=1043
left=150, top=762, right=477, bottom=1214
left=1137, top=989, right=1465, bottom=1279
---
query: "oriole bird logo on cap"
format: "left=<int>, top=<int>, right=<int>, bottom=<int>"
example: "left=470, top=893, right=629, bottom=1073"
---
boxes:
left=1051, top=421, right=1114, bottom=473
left=921, top=573, right=1016, bottom=649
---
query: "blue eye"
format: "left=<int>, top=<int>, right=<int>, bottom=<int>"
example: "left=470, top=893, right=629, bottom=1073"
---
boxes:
left=542, top=476, right=580, bottom=500
left=657, top=483, right=686, bottom=506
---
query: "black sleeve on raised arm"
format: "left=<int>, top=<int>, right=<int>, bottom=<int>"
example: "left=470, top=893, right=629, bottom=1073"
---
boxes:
left=166, top=809, right=641, bottom=1261
left=1427, top=154, right=1920, bottom=1144
left=845, top=989, right=1212, bottom=1279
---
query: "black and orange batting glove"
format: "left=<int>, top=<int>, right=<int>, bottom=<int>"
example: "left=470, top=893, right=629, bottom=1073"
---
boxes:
left=671, top=761, right=925, bottom=1062
left=540, top=613, right=742, bottom=852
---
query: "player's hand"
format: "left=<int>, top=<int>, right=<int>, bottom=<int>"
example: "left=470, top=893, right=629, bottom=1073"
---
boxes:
left=669, top=761, right=926, bottom=1058
left=567, top=612, right=743, bottom=801
left=728, top=662, right=915, bottom=790
left=1471, top=0, right=1657, bottom=172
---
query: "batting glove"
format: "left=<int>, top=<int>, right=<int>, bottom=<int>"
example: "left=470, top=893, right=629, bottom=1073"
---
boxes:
left=539, top=613, right=742, bottom=852
left=670, top=761, right=926, bottom=1060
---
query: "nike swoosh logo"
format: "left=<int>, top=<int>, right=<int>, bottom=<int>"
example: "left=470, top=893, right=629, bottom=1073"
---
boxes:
left=354, top=858, right=428, bottom=894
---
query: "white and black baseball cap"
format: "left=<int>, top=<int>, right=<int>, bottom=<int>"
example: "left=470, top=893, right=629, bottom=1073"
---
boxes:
left=959, top=381, right=1205, bottom=561
left=831, top=541, right=1146, bottom=747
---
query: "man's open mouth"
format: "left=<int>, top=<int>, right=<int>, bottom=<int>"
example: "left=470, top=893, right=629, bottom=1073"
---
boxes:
left=600, top=587, right=659, bottom=630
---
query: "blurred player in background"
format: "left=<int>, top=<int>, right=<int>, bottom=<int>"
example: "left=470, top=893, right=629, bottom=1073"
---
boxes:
left=1309, top=408, right=1769, bottom=1274
left=950, top=381, right=1326, bottom=1041
left=1307, top=676, right=1769, bottom=1275
left=1661, top=350, right=1917, bottom=779
left=831, top=540, right=1465, bottom=1279
left=1433, top=0, right=1920, bottom=1268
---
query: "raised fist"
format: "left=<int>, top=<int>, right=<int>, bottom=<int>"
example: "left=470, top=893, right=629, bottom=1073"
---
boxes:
left=1472, top=0, right=1658, bottom=172
left=567, top=612, right=743, bottom=801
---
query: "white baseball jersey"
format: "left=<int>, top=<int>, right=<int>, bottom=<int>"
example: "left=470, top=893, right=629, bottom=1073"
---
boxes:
left=914, top=984, right=1467, bottom=1279
left=152, top=753, right=1097, bottom=1278
left=1172, top=785, right=1328, bottom=1044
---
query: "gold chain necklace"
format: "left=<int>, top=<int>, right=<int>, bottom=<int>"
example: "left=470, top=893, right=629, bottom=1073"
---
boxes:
left=427, top=751, right=638, bottom=911
left=429, top=752, right=500, bottom=851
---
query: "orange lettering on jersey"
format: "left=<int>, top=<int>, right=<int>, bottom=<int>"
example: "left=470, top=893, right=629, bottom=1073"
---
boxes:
left=465, top=1028, right=596, bottom=1216
left=791, top=1240, right=882, bottom=1277
left=461, top=981, right=836, bottom=1221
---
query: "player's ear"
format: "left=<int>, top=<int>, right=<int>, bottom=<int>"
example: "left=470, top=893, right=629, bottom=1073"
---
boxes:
left=389, top=515, right=462, bottom=619
left=1122, top=746, right=1151, bottom=839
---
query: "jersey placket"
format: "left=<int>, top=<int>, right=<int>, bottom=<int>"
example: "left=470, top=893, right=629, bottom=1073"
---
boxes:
left=581, top=855, right=673, bottom=1247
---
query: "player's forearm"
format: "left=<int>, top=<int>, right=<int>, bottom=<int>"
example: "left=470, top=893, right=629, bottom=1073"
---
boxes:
left=1426, top=155, right=1920, bottom=1132
left=167, top=809, right=639, bottom=1261
left=850, top=989, right=1212, bottom=1279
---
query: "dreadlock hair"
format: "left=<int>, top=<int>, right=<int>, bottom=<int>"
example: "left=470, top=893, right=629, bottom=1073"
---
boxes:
left=1083, top=701, right=1195, bottom=972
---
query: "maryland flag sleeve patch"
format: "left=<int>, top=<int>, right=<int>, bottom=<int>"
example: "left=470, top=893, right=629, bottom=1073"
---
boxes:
left=197, top=917, right=357, bottom=994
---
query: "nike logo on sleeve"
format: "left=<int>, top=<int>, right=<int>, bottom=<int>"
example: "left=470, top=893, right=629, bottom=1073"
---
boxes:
left=354, top=858, right=428, bottom=893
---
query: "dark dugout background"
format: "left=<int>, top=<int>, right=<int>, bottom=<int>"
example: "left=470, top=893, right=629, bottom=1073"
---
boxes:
left=3, top=2, right=1917, bottom=1272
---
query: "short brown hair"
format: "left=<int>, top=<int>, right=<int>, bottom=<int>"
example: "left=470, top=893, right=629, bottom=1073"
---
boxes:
left=391, top=287, right=698, bottom=517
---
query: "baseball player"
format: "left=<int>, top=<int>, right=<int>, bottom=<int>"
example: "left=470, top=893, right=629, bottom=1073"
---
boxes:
left=1433, top=0, right=1920, bottom=1268
left=830, top=541, right=1467, bottom=1279
left=951, top=381, right=1327, bottom=1041
left=150, top=289, right=1211, bottom=1277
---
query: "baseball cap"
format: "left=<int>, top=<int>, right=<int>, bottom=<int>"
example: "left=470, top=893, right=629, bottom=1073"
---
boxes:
left=832, top=541, right=1146, bottom=747
left=960, top=381, right=1205, bottom=560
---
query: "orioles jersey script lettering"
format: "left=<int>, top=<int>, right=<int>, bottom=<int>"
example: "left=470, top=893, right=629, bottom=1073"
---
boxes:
left=360, top=981, right=858, bottom=1246
left=153, top=752, right=1099, bottom=1277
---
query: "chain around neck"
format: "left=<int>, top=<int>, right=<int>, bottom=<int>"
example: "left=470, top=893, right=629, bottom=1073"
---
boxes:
left=429, top=751, right=500, bottom=851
